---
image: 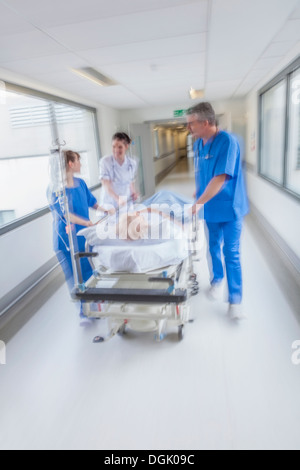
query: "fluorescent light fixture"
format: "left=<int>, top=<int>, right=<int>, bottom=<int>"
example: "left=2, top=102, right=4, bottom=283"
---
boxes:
left=189, top=87, right=204, bottom=100
left=71, top=67, right=117, bottom=87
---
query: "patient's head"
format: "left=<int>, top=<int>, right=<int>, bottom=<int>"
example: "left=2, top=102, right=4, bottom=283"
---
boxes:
left=117, top=212, right=148, bottom=240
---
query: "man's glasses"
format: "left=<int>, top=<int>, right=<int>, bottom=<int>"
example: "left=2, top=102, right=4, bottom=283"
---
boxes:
left=187, top=119, right=205, bottom=127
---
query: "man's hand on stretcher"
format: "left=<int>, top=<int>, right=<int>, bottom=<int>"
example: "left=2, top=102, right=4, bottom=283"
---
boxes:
left=190, top=174, right=228, bottom=216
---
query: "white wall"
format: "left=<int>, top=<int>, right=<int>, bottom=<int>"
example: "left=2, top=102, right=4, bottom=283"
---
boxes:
left=153, top=127, right=177, bottom=179
left=120, top=104, right=190, bottom=126
left=0, top=68, right=121, bottom=307
left=0, top=214, right=54, bottom=299
left=153, top=129, right=188, bottom=178
left=97, top=104, right=121, bottom=156
left=245, top=44, right=300, bottom=261
left=154, top=154, right=176, bottom=178
left=246, top=172, right=300, bottom=259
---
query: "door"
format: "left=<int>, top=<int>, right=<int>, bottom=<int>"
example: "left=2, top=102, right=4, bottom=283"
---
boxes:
left=129, top=123, right=155, bottom=200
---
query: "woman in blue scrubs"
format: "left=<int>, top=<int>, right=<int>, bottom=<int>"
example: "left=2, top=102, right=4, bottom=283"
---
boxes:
left=186, top=102, right=249, bottom=320
left=50, top=150, right=105, bottom=325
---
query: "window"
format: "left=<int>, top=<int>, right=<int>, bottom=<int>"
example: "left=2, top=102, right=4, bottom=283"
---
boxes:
left=260, top=80, right=286, bottom=185
left=259, top=57, right=300, bottom=198
left=54, top=103, right=100, bottom=188
left=0, top=83, right=100, bottom=232
left=286, top=69, right=300, bottom=194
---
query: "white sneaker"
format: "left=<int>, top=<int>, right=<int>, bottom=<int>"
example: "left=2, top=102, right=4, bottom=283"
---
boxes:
left=207, top=282, right=223, bottom=301
left=228, top=303, right=247, bottom=321
left=79, top=312, right=94, bottom=327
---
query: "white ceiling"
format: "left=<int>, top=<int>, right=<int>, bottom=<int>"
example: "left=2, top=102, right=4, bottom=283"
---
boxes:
left=0, top=0, right=299, bottom=109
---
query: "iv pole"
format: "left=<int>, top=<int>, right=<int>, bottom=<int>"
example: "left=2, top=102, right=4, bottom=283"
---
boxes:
left=54, top=139, right=82, bottom=290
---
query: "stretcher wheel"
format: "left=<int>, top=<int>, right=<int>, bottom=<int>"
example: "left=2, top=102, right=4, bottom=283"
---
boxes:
left=118, top=324, right=127, bottom=336
left=154, top=333, right=165, bottom=342
left=93, top=336, right=104, bottom=343
left=178, top=325, right=184, bottom=341
left=154, top=333, right=166, bottom=343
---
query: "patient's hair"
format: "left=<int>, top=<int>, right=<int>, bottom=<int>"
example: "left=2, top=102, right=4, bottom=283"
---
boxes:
left=64, top=150, right=80, bottom=169
left=117, top=212, right=148, bottom=241
left=112, top=132, right=132, bottom=145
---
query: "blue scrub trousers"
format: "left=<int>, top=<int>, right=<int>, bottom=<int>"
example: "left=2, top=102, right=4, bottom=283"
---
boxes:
left=56, top=238, right=93, bottom=314
left=56, top=250, right=93, bottom=289
left=206, top=218, right=243, bottom=305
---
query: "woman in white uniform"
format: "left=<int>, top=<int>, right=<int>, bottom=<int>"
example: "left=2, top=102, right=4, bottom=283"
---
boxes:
left=99, top=132, right=138, bottom=209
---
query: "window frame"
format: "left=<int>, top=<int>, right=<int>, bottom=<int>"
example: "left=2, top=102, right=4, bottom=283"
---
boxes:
left=0, top=81, right=102, bottom=236
left=258, top=56, right=300, bottom=201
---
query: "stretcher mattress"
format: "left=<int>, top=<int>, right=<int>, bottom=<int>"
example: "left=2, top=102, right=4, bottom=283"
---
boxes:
left=78, top=221, right=189, bottom=273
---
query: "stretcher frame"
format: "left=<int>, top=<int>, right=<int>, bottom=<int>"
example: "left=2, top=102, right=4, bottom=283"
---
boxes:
left=72, top=218, right=200, bottom=343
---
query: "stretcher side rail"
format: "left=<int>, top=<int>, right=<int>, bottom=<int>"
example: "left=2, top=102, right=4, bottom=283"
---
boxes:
left=71, top=287, right=187, bottom=304
left=75, top=252, right=98, bottom=259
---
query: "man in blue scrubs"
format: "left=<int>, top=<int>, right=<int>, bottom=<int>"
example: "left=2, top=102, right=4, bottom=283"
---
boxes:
left=186, top=103, right=249, bottom=320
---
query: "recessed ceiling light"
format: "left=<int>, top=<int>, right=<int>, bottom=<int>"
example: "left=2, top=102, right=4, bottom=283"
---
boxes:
left=71, top=67, right=117, bottom=87
left=189, top=87, right=205, bottom=100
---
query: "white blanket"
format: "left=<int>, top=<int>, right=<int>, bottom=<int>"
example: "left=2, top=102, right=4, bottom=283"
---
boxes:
left=78, top=222, right=189, bottom=273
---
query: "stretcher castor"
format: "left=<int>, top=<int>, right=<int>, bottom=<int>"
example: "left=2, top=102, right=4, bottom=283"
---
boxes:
left=178, top=325, right=184, bottom=341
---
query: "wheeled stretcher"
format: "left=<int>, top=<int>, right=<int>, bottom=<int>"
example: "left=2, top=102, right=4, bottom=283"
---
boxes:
left=73, top=216, right=200, bottom=343
left=78, top=262, right=192, bottom=342
left=49, top=141, right=200, bottom=343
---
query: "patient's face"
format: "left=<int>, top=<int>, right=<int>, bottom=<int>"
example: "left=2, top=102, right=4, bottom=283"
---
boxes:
left=118, top=212, right=148, bottom=240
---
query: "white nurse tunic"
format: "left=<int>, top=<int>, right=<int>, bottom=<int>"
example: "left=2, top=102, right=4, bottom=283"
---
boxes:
left=99, top=154, right=138, bottom=208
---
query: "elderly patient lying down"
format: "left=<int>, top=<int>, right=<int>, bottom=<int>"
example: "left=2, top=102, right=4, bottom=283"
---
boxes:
left=116, top=207, right=184, bottom=241
left=120, top=189, right=195, bottom=240
left=78, top=190, right=194, bottom=272
left=82, top=190, right=194, bottom=241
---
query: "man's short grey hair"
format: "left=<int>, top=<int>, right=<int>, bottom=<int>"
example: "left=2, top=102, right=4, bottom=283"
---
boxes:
left=186, top=102, right=216, bottom=126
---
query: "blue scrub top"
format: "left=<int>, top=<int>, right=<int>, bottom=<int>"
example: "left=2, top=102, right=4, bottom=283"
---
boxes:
left=50, top=177, right=97, bottom=252
left=194, top=130, right=249, bottom=223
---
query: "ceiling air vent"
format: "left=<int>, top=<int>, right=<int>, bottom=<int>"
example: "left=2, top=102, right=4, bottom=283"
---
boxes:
left=72, top=67, right=117, bottom=87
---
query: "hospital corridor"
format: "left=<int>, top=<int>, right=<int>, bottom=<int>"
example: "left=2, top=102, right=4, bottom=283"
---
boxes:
left=0, top=0, right=300, bottom=452
left=0, top=161, right=300, bottom=451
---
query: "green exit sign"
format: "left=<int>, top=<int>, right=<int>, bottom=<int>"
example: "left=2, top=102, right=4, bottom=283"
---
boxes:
left=173, top=109, right=186, bottom=117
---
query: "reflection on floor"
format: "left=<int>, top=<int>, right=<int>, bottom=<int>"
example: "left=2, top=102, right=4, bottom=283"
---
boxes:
left=0, top=159, right=300, bottom=450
